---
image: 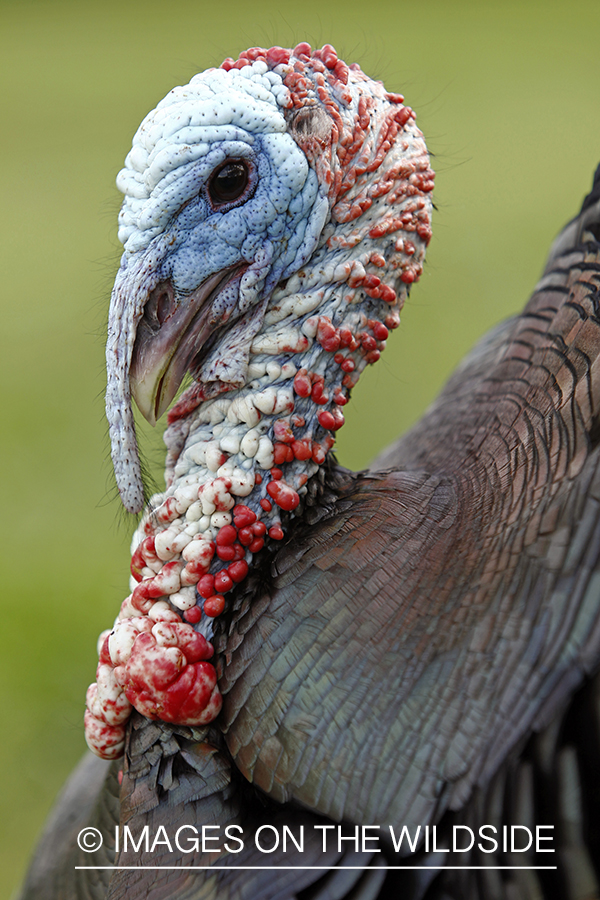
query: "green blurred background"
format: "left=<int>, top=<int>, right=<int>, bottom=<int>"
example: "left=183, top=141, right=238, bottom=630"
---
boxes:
left=2, top=0, right=600, bottom=894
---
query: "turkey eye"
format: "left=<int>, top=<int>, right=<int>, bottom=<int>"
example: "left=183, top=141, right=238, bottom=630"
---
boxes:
left=208, top=161, right=249, bottom=206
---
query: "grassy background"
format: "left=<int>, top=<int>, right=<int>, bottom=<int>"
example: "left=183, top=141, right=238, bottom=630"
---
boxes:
left=2, top=0, right=600, bottom=894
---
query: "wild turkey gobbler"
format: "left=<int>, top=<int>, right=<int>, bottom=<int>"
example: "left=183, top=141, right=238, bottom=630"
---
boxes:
left=20, top=43, right=600, bottom=900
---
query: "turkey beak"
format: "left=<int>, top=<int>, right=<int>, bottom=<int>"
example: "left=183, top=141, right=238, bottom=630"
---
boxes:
left=130, top=268, right=238, bottom=426
left=106, top=260, right=245, bottom=513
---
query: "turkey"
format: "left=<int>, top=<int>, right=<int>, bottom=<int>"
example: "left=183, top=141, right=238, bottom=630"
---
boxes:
left=19, top=43, right=600, bottom=900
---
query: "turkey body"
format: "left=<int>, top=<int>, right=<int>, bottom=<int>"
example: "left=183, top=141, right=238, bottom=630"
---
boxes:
left=19, top=45, right=600, bottom=900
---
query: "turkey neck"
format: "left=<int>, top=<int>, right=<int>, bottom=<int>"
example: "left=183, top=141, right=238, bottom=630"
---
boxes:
left=132, top=236, right=406, bottom=641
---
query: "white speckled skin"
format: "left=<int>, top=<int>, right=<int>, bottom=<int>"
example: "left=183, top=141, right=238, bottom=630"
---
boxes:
left=117, top=66, right=312, bottom=255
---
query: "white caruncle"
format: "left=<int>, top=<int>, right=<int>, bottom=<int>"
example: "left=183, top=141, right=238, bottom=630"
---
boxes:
left=154, top=527, right=192, bottom=561
left=181, top=538, right=214, bottom=564
left=148, top=600, right=179, bottom=621
left=230, top=467, right=254, bottom=496
left=251, top=327, right=310, bottom=355
left=219, top=433, right=241, bottom=455
left=185, top=500, right=203, bottom=522
left=240, top=428, right=260, bottom=458
left=210, top=511, right=232, bottom=529
left=94, top=664, right=132, bottom=725
left=205, top=442, right=225, bottom=472
left=227, top=395, right=261, bottom=427
left=170, top=586, right=198, bottom=611
left=253, top=387, right=278, bottom=414
left=206, top=478, right=235, bottom=510
left=174, top=483, right=202, bottom=508
left=263, top=289, right=324, bottom=325
left=256, top=435, right=275, bottom=470
left=96, top=629, right=112, bottom=657
left=109, top=617, right=153, bottom=667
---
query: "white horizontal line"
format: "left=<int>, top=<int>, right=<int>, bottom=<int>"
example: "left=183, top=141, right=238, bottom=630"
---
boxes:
left=75, top=866, right=558, bottom=871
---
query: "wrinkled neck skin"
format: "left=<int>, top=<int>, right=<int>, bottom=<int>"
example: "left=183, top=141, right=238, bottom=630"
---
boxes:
left=142, top=240, right=403, bottom=643
left=85, top=45, right=433, bottom=760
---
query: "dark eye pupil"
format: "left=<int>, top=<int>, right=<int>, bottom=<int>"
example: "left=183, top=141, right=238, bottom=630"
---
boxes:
left=209, top=162, right=248, bottom=204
